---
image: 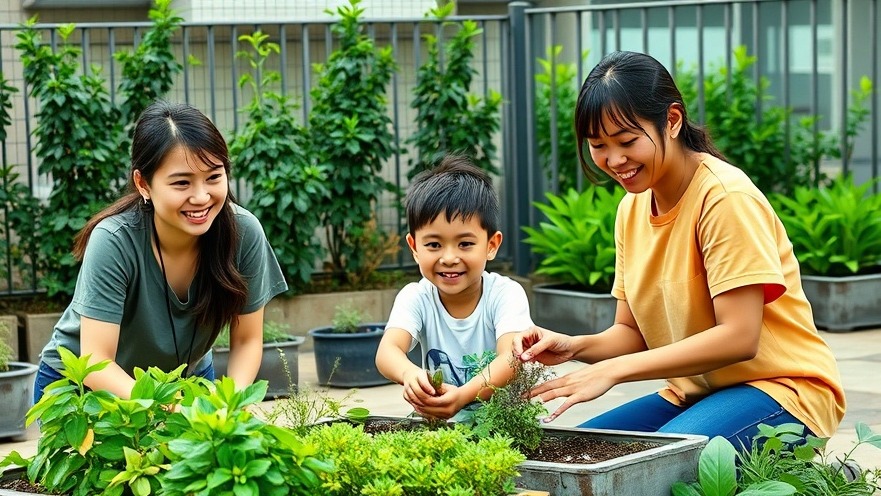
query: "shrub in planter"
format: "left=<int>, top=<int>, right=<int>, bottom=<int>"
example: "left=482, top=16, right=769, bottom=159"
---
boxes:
left=522, top=185, right=624, bottom=334
left=0, top=320, right=38, bottom=439
left=407, top=2, right=502, bottom=179
left=771, top=175, right=881, bottom=330
left=309, top=0, right=397, bottom=285
left=230, top=31, right=328, bottom=294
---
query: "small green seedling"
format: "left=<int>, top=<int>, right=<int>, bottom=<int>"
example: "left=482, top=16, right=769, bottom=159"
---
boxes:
left=427, top=368, right=444, bottom=391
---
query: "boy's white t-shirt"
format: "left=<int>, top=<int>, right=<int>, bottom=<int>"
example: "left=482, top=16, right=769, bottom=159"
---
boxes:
left=385, top=271, right=534, bottom=387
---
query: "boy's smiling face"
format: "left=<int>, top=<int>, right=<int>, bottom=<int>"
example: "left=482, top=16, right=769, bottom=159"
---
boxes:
left=407, top=213, right=502, bottom=307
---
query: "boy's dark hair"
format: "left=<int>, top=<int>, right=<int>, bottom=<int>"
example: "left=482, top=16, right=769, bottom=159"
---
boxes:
left=405, top=154, right=500, bottom=236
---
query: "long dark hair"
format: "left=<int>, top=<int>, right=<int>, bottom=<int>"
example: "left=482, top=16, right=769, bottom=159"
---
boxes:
left=74, top=101, right=247, bottom=341
left=575, top=51, right=726, bottom=183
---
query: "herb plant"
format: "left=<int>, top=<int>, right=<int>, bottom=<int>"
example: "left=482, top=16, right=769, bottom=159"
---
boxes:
left=309, top=0, right=397, bottom=284
left=472, top=359, right=553, bottom=452
left=304, top=422, right=525, bottom=495
left=771, top=175, right=881, bottom=276
left=522, top=185, right=624, bottom=291
left=535, top=45, right=586, bottom=193
left=677, top=46, right=872, bottom=196
left=331, top=303, right=366, bottom=333
left=230, top=31, right=327, bottom=294
left=407, top=2, right=502, bottom=178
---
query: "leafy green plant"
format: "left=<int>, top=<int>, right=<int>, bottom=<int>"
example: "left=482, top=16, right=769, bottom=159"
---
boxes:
left=0, top=320, right=13, bottom=371
left=304, top=421, right=525, bottom=495
left=331, top=303, right=365, bottom=333
left=230, top=31, right=328, bottom=294
left=159, top=378, right=332, bottom=496
left=677, top=46, right=873, bottom=196
left=535, top=45, right=587, bottom=193
left=14, top=4, right=183, bottom=299
left=522, top=185, right=624, bottom=291
left=771, top=174, right=881, bottom=276
left=309, top=0, right=397, bottom=285
left=672, top=422, right=881, bottom=495
left=0, top=346, right=332, bottom=496
left=407, top=1, right=502, bottom=178
left=472, top=359, right=553, bottom=452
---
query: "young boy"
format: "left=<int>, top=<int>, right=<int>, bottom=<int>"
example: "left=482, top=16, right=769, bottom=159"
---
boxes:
left=376, top=154, right=534, bottom=421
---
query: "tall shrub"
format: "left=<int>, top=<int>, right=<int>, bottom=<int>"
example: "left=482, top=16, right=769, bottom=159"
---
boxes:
left=677, top=46, right=873, bottom=196
left=16, top=21, right=127, bottom=298
left=114, top=0, right=182, bottom=132
left=309, top=0, right=396, bottom=284
left=534, top=45, right=585, bottom=193
left=407, top=2, right=502, bottom=179
left=13, top=6, right=182, bottom=299
left=229, top=32, right=327, bottom=293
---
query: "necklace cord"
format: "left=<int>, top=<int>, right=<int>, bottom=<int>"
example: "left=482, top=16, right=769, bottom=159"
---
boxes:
left=151, top=218, right=197, bottom=375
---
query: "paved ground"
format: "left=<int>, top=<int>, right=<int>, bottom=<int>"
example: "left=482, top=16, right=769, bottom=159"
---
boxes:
left=3, top=328, right=880, bottom=478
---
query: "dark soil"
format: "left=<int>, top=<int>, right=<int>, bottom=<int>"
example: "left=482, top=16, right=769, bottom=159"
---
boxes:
left=358, top=418, right=662, bottom=464
left=0, top=478, right=52, bottom=494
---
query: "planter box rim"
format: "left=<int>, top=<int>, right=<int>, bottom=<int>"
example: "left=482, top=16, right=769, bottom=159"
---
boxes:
left=801, top=272, right=881, bottom=283
left=519, top=425, right=708, bottom=472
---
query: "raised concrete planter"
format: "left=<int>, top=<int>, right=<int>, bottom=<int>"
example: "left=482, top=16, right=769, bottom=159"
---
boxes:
left=515, top=426, right=707, bottom=496
left=212, top=335, right=305, bottom=399
left=531, top=283, right=616, bottom=335
left=802, top=273, right=881, bottom=331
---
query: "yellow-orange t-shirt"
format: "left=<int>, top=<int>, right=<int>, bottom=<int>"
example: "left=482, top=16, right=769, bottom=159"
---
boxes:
left=612, top=154, right=845, bottom=437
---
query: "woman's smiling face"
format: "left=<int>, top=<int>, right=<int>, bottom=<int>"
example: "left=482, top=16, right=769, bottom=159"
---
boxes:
left=137, top=145, right=228, bottom=242
left=585, top=113, right=665, bottom=193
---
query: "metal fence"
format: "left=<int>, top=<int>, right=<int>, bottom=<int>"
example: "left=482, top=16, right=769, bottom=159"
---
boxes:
left=0, top=0, right=879, bottom=296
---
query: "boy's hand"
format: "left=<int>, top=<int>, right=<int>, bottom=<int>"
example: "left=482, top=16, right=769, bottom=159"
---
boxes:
left=413, top=383, right=468, bottom=420
left=401, top=368, right=440, bottom=409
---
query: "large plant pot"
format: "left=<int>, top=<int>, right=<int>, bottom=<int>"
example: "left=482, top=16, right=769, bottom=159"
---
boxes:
left=515, top=426, right=707, bottom=496
left=0, top=362, right=38, bottom=439
left=532, top=283, right=616, bottom=335
left=307, top=323, right=391, bottom=388
left=212, top=335, right=305, bottom=399
left=801, top=273, right=881, bottom=331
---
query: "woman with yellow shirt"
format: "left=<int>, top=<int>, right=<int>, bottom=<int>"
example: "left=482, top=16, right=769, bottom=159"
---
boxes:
left=514, top=50, right=844, bottom=450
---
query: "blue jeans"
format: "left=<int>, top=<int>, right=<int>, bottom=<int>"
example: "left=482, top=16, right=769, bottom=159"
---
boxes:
left=577, top=384, right=811, bottom=451
left=34, top=360, right=215, bottom=404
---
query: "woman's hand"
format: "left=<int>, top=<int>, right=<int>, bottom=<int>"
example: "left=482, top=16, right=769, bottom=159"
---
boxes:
left=530, top=360, right=618, bottom=423
left=512, top=325, right=577, bottom=366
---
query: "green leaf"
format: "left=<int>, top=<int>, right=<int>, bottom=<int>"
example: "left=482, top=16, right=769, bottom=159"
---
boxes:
left=738, top=481, right=797, bottom=495
left=698, top=437, right=737, bottom=496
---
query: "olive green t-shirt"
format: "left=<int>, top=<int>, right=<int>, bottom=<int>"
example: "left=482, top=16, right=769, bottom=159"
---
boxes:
left=40, top=204, right=287, bottom=376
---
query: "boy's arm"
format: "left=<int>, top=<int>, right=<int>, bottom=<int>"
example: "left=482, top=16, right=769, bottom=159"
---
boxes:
left=376, top=327, right=429, bottom=388
left=444, top=332, right=520, bottom=410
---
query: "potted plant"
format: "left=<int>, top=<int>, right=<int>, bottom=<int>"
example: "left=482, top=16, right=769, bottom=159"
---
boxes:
left=0, top=320, right=38, bottom=440
left=307, top=303, right=391, bottom=388
left=212, top=320, right=305, bottom=399
left=772, top=174, right=881, bottom=331
left=522, top=185, right=624, bottom=335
